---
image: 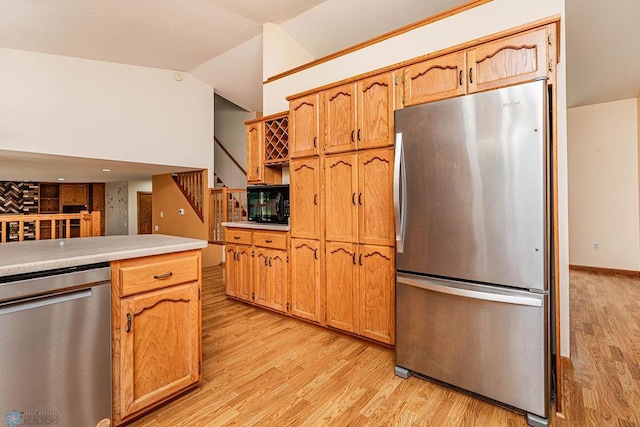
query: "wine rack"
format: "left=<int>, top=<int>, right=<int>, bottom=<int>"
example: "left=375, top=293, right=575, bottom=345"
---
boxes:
left=263, top=113, right=289, bottom=166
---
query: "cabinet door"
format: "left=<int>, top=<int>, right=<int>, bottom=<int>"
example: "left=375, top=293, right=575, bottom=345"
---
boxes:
left=324, top=153, right=358, bottom=243
left=247, top=122, right=262, bottom=182
left=254, top=248, right=269, bottom=307
left=236, top=245, right=253, bottom=302
left=358, top=245, right=395, bottom=344
left=119, top=282, right=200, bottom=418
left=290, top=158, right=321, bottom=239
left=60, top=184, right=75, bottom=205
left=325, top=241, right=358, bottom=333
left=75, top=184, right=88, bottom=205
left=467, top=27, right=548, bottom=93
left=357, top=72, right=394, bottom=149
left=289, top=94, right=320, bottom=158
left=225, top=246, right=237, bottom=297
left=324, top=83, right=356, bottom=154
left=358, top=149, right=394, bottom=246
left=290, top=238, right=321, bottom=323
left=269, top=249, right=288, bottom=313
left=403, top=51, right=466, bottom=106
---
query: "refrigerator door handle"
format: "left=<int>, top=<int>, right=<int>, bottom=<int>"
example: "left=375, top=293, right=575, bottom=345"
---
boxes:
left=397, top=276, right=542, bottom=307
left=394, top=132, right=406, bottom=253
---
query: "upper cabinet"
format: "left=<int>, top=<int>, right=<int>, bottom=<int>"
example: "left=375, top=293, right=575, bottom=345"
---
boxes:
left=290, top=157, right=321, bottom=239
left=401, top=25, right=555, bottom=107
left=60, top=184, right=88, bottom=206
left=467, top=27, right=549, bottom=93
left=404, top=51, right=466, bottom=107
left=245, top=112, right=288, bottom=184
left=323, top=72, right=395, bottom=155
left=246, top=122, right=262, bottom=183
left=289, top=94, right=321, bottom=158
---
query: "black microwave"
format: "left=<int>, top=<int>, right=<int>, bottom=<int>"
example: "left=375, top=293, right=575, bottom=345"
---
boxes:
left=247, top=184, right=290, bottom=224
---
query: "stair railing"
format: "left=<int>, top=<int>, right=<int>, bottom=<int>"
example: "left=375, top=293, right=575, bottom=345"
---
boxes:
left=209, top=187, right=247, bottom=243
left=172, top=170, right=205, bottom=222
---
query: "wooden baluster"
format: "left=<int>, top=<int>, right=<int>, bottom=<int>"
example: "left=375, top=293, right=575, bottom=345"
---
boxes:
left=66, top=218, right=71, bottom=238
left=1, top=221, right=5, bottom=243
left=35, top=219, right=40, bottom=240
left=51, top=219, right=56, bottom=239
left=19, top=220, right=24, bottom=242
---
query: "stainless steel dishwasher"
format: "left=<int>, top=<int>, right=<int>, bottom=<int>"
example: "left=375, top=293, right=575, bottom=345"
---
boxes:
left=0, top=263, right=112, bottom=427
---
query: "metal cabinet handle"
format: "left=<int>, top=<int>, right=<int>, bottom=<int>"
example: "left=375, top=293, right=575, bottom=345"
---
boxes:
left=352, top=253, right=356, bottom=265
left=351, top=130, right=355, bottom=143
left=265, top=239, right=273, bottom=243
left=154, top=272, right=173, bottom=280
left=352, top=193, right=356, bottom=205
left=358, top=193, right=362, bottom=205
left=359, top=253, right=363, bottom=266
left=234, top=236, right=241, bottom=240
left=234, top=252, right=239, bottom=261
left=264, top=256, right=268, bottom=266
left=459, top=70, right=463, bottom=86
left=268, top=257, right=272, bottom=267
left=256, top=167, right=260, bottom=175
left=126, top=313, right=132, bottom=333
left=469, top=68, right=473, bottom=84
left=314, top=248, right=318, bottom=259
left=313, top=136, right=317, bottom=148
left=314, top=194, right=318, bottom=205
left=357, top=129, right=361, bottom=141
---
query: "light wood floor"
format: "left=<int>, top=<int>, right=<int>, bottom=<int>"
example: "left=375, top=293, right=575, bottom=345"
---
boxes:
left=128, top=267, right=640, bottom=426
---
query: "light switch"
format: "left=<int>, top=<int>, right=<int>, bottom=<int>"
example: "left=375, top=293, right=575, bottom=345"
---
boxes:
left=160, top=211, right=164, bottom=218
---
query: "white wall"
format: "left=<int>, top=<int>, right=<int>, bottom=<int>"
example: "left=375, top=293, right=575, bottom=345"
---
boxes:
left=0, top=48, right=214, bottom=186
left=568, top=98, right=640, bottom=270
left=213, top=94, right=253, bottom=188
left=127, top=179, right=153, bottom=235
left=106, top=181, right=129, bottom=235
left=263, top=22, right=314, bottom=81
left=263, top=0, right=570, bottom=356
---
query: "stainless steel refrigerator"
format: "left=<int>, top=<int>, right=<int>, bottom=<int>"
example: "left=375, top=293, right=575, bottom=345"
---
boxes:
left=393, top=79, right=551, bottom=427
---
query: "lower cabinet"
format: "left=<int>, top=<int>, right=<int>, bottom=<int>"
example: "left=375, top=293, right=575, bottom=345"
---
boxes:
left=226, top=244, right=253, bottom=301
left=326, top=242, right=395, bottom=344
left=111, top=250, right=202, bottom=426
left=254, top=247, right=288, bottom=313
left=290, top=238, right=322, bottom=323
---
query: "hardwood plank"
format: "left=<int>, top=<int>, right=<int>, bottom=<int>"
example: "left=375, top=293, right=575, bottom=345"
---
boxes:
left=128, top=266, right=640, bottom=426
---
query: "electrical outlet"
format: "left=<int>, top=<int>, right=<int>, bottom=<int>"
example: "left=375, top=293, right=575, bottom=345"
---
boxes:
left=155, top=225, right=159, bottom=232
left=160, top=211, right=164, bottom=218
left=593, top=242, right=600, bottom=250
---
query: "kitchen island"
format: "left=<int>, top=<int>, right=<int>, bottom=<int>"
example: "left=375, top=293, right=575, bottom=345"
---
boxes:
left=0, top=234, right=207, bottom=426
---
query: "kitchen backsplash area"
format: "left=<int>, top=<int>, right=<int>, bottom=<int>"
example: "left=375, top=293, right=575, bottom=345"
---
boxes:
left=0, top=181, right=39, bottom=214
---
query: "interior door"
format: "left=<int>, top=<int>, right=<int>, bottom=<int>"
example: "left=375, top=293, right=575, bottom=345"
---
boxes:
left=137, top=191, right=153, bottom=234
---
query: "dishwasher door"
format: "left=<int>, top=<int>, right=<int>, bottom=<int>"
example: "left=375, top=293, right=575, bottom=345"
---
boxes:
left=0, top=265, right=112, bottom=427
left=395, top=273, right=549, bottom=419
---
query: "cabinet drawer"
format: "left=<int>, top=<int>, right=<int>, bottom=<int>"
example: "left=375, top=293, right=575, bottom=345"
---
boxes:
left=225, top=228, right=252, bottom=245
left=118, top=251, right=199, bottom=297
left=253, top=232, right=288, bottom=250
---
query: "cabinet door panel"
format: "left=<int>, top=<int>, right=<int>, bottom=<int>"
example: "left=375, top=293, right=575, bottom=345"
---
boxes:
left=290, top=94, right=320, bottom=158
left=357, top=73, right=394, bottom=149
left=120, top=282, right=199, bottom=417
left=236, top=245, right=253, bottom=302
left=225, top=246, right=237, bottom=297
left=467, top=28, right=548, bottom=93
left=358, top=245, right=395, bottom=344
left=270, top=249, right=288, bottom=313
left=247, top=123, right=262, bottom=182
left=324, top=153, right=358, bottom=243
left=325, top=242, right=358, bottom=333
left=358, top=149, right=394, bottom=246
left=290, top=158, right=320, bottom=239
left=404, top=52, right=466, bottom=106
left=325, top=83, right=356, bottom=154
left=254, top=248, right=269, bottom=307
left=290, top=238, right=321, bottom=323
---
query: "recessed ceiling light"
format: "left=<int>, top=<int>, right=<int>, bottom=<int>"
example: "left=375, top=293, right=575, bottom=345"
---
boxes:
left=57, top=177, right=65, bottom=181
left=101, top=168, right=111, bottom=172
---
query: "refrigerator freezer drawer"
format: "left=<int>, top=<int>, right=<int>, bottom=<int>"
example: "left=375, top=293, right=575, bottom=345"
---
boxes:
left=395, top=273, right=549, bottom=418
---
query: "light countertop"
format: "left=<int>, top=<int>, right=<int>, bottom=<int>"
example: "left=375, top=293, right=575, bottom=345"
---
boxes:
left=222, top=221, right=290, bottom=231
left=0, top=234, right=208, bottom=277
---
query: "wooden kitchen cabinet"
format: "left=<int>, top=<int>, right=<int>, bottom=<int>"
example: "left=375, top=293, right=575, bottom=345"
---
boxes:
left=290, top=157, right=321, bottom=239
left=60, top=184, right=88, bottom=206
left=111, top=250, right=202, bottom=426
left=246, top=122, right=262, bottom=183
left=254, top=246, right=288, bottom=313
left=245, top=118, right=283, bottom=184
left=323, top=72, right=395, bottom=155
left=403, top=51, right=467, bottom=106
left=358, top=245, right=395, bottom=344
left=467, top=27, right=549, bottom=94
left=290, top=238, right=322, bottom=323
left=289, top=94, right=321, bottom=158
left=325, top=242, right=395, bottom=344
left=225, top=244, right=253, bottom=302
left=324, top=148, right=394, bottom=246
left=118, top=282, right=200, bottom=418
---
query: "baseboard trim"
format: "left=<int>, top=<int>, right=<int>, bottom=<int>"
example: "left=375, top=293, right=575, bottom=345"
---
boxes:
left=569, top=264, right=640, bottom=276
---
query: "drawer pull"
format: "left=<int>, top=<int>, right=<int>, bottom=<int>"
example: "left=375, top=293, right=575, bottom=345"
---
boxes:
left=265, top=239, right=273, bottom=243
left=154, top=272, right=173, bottom=280
left=234, top=236, right=241, bottom=240
left=126, top=313, right=132, bottom=333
